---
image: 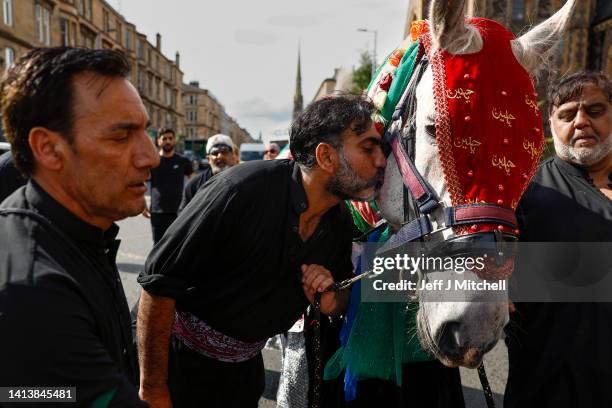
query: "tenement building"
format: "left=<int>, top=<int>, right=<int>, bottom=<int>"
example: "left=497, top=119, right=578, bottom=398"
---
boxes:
left=182, top=81, right=252, bottom=146
left=0, top=0, right=184, bottom=136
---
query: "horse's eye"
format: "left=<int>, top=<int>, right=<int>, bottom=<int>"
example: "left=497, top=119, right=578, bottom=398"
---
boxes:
left=425, top=124, right=436, bottom=137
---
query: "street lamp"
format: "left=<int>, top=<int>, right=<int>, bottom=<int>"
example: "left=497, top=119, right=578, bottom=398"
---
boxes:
left=357, top=28, right=377, bottom=79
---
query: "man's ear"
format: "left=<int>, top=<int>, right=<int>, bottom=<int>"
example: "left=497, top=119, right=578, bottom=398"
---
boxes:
left=28, top=127, right=68, bottom=172
left=314, top=143, right=338, bottom=174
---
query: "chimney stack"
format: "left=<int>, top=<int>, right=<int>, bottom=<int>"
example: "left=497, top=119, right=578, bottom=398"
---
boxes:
left=156, top=33, right=161, bottom=51
left=175, top=51, right=180, bottom=68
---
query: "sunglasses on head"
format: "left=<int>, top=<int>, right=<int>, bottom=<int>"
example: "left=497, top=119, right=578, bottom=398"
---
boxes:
left=265, top=149, right=279, bottom=154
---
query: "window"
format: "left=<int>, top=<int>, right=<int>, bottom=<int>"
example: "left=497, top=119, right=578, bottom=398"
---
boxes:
left=80, top=26, right=95, bottom=48
left=137, top=69, right=146, bottom=94
left=151, top=76, right=158, bottom=100
left=78, top=0, right=92, bottom=19
left=115, top=19, right=121, bottom=43
left=165, top=112, right=172, bottom=127
left=4, top=47, right=14, bottom=71
left=124, top=29, right=132, bottom=50
left=187, top=110, right=197, bottom=123
left=60, top=18, right=77, bottom=47
left=512, top=0, right=525, bottom=23
left=188, top=94, right=198, bottom=105
left=35, top=3, right=51, bottom=45
left=136, top=39, right=144, bottom=59
left=103, top=9, right=110, bottom=33
left=60, top=18, right=69, bottom=46
left=165, top=86, right=172, bottom=106
left=3, top=0, right=12, bottom=26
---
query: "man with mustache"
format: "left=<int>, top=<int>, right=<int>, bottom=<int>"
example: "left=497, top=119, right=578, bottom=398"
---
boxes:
left=144, top=128, right=194, bottom=244
left=178, top=134, right=238, bottom=212
left=505, top=71, right=612, bottom=407
left=0, top=47, right=158, bottom=406
left=137, top=95, right=386, bottom=408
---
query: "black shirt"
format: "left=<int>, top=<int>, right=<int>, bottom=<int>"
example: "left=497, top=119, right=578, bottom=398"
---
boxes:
left=150, top=154, right=193, bottom=214
left=138, top=159, right=354, bottom=342
left=505, top=156, right=612, bottom=408
left=178, top=166, right=213, bottom=212
left=0, top=151, right=27, bottom=204
left=0, top=182, right=145, bottom=407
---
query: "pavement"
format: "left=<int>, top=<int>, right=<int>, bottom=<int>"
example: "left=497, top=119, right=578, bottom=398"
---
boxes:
left=117, top=212, right=508, bottom=408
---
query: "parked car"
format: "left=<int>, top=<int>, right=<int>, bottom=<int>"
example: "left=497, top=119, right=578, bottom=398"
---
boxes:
left=239, top=143, right=266, bottom=162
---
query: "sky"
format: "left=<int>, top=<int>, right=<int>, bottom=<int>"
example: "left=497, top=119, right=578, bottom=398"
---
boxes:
left=106, top=0, right=408, bottom=142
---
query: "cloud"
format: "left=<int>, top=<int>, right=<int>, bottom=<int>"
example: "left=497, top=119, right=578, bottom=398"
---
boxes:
left=233, top=29, right=278, bottom=45
left=266, top=14, right=325, bottom=28
left=231, top=97, right=292, bottom=122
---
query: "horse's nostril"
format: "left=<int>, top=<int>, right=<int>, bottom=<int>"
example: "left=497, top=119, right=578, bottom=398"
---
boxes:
left=438, top=321, right=463, bottom=356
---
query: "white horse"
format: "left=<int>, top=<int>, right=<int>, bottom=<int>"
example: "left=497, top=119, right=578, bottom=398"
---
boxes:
left=376, top=0, right=577, bottom=368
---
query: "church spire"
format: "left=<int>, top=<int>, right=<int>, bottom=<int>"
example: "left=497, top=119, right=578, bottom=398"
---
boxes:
left=293, top=45, right=303, bottom=120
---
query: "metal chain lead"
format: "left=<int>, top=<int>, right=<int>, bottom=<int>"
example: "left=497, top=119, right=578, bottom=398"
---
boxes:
left=477, top=362, right=496, bottom=408
left=311, top=292, right=322, bottom=408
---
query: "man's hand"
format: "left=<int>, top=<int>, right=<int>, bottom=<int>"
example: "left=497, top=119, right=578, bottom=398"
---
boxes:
left=139, top=385, right=172, bottom=408
left=142, top=207, right=151, bottom=218
left=301, top=264, right=338, bottom=315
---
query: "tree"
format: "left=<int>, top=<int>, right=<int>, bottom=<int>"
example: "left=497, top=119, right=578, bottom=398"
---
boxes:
left=353, top=51, right=374, bottom=93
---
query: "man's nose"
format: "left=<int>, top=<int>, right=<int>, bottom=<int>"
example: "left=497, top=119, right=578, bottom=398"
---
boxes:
left=374, top=146, right=387, bottom=170
left=134, top=131, right=160, bottom=169
left=574, top=108, right=591, bottom=129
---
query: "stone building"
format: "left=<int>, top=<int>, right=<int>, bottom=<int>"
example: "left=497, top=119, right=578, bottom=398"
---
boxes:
left=182, top=80, right=252, bottom=147
left=0, top=0, right=184, bottom=137
left=312, top=67, right=355, bottom=101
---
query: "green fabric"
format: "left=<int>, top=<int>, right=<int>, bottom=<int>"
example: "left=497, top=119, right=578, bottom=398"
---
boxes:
left=326, top=48, right=434, bottom=386
left=380, top=42, right=421, bottom=124
left=90, top=387, right=117, bottom=408
left=324, top=302, right=432, bottom=386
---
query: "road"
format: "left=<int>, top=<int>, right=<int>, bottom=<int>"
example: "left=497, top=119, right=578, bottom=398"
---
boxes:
left=117, top=212, right=508, bottom=408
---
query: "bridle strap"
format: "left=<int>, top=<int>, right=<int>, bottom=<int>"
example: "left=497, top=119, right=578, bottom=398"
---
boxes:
left=444, top=204, right=518, bottom=229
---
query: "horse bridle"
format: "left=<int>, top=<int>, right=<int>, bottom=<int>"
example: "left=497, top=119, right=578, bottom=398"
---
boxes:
left=312, top=53, right=513, bottom=408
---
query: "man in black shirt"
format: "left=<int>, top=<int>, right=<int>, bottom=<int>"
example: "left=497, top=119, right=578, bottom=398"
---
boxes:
left=137, top=96, right=387, bottom=407
left=0, top=150, right=26, bottom=203
left=144, top=128, right=193, bottom=243
left=179, top=133, right=238, bottom=212
left=0, top=47, right=158, bottom=407
left=505, top=72, right=612, bottom=407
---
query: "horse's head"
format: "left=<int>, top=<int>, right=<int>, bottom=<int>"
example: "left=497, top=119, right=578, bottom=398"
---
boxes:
left=376, top=0, right=577, bottom=368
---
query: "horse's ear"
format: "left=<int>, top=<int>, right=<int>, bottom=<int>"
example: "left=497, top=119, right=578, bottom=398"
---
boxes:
left=428, top=0, right=468, bottom=52
left=512, top=0, right=577, bottom=74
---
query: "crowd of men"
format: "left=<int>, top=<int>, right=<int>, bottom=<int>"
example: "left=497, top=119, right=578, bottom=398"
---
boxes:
left=0, top=46, right=610, bottom=408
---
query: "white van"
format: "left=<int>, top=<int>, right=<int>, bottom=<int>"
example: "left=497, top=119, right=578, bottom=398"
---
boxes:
left=0, top=142, right=10, bottom=155
left=239, top=143, right=266, bottom=162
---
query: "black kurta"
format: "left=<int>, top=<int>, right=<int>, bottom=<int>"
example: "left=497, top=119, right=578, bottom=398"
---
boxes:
left=0, top=181, right=144, bottom=407
left=139, top=159, right=354, bottom=342
left=505, top=156, right=612, bottom=407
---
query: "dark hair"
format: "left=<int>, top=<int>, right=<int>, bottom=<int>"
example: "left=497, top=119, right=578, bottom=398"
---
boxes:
left=0, top=47, right=130, bottom=176
left=548, top=71, right=612, bottom=115
left=290, top=95, right=374, bottom=169
left=157, top=128, right=175, bottom=137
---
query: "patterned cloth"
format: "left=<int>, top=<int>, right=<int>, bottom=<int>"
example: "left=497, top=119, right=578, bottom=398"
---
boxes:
left=276, top=332, right=309, bottom=408
left=173, top=310, right=266, bottom=363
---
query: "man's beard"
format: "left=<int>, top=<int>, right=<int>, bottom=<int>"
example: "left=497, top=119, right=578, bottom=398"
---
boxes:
left=161, top=144, right=174, bottom=153
left=327, top=151, right=384, bottom=202
left=211, top=161, right=231, bottom=174
left=554, top=132, right=612, bottom=167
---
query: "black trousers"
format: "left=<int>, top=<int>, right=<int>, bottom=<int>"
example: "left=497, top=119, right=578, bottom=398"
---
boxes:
left=150, top=212, right=177, bottom=244
left=168, top=336, right=265, bottom=408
